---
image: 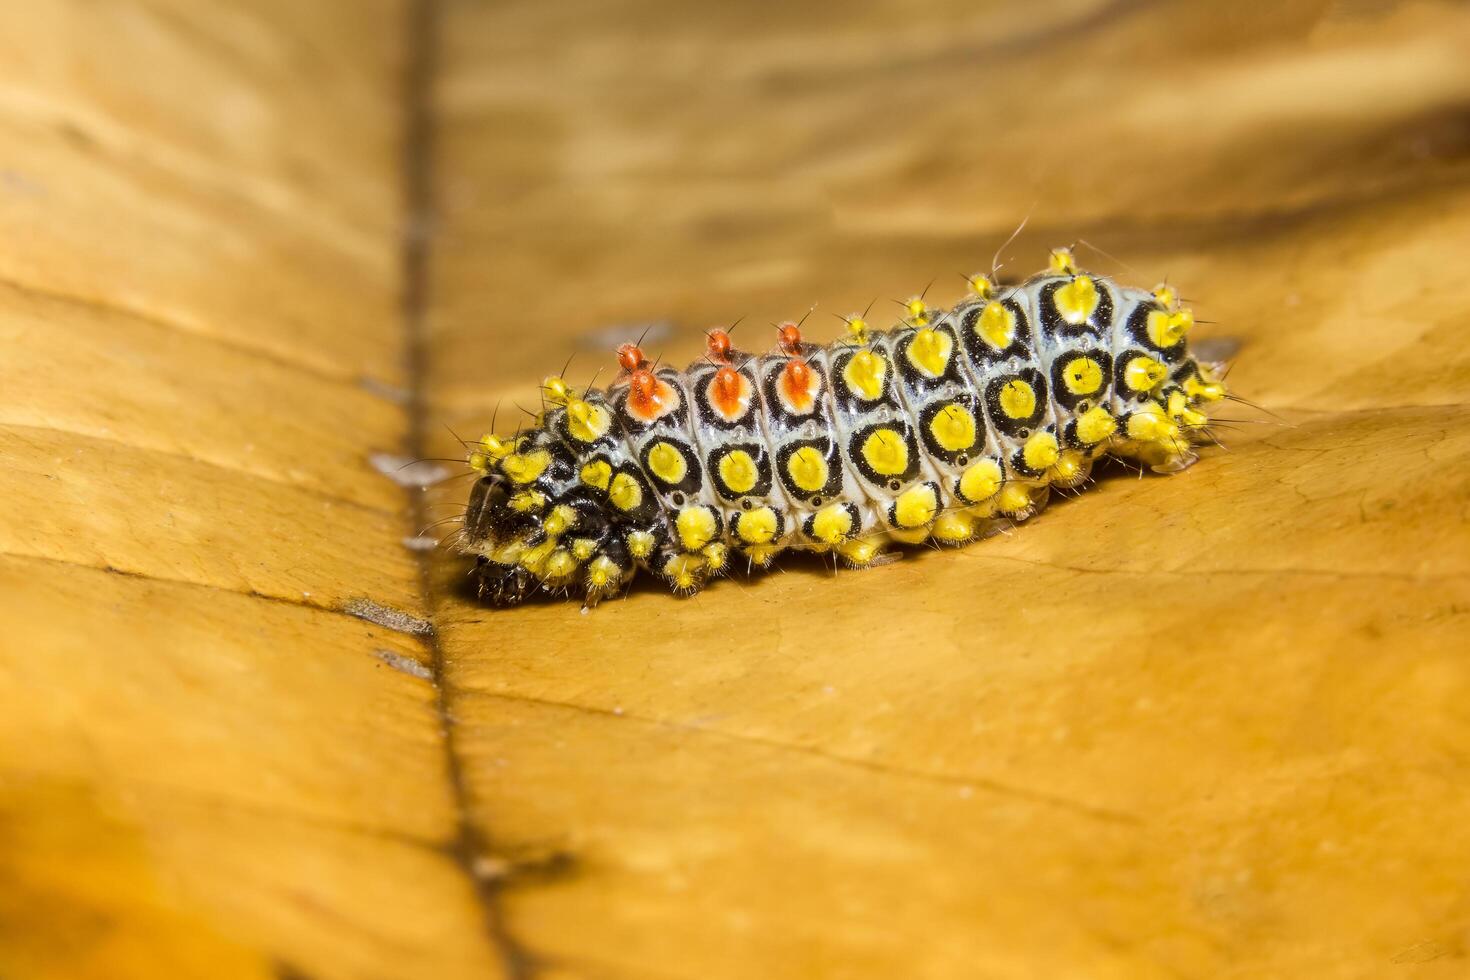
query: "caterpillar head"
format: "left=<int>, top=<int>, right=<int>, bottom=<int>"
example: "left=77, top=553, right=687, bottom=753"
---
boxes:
left=462, top=432, right=566, bottom=604
left=463, top=394, right=643, bottom=605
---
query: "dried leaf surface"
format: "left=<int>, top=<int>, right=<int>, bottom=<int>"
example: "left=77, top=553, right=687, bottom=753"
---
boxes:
left=0, top=3, right=505, bottom=978
left=427, top=1, right=1470, bottom=977
left=3, top=1, right=1469, bottom=979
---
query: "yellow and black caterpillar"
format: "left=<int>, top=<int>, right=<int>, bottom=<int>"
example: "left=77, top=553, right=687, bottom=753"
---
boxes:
left=461, top=248, right=1227, bottom=606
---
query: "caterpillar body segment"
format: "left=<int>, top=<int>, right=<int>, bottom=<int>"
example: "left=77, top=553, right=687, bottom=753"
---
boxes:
left=462, top=249, right=1228, bottom=606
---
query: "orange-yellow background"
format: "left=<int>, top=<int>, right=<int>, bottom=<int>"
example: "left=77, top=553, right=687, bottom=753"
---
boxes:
left=2, top=1, right=1469, bottom=978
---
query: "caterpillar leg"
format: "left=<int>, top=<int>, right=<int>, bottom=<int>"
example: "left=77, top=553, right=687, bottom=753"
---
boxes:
left=1049, top=450, right=1096, bottom=489
left=882, top=481, right=942, bottom=544
left=582, top=553, right=636, bottom=608
left=930, top=510, right=977, bottom=545
left=741, top=543, right=783, bottom=569
left=835, top=536, right=898, bottom=569
left=731, top=505, right=787, bottom=571
left=473, top=556, right=536, bottom=606
left=660, top=551, right=711, bottom=596
left=995, top=481, right=1050, bottom=521
left=928, top=508, right=1007, bottom=546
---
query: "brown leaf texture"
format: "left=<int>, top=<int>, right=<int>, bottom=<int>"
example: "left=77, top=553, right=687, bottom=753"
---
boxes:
left=3, top=1, right=1470, bottom=978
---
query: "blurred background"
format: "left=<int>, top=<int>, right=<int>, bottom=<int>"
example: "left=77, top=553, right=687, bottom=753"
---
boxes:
left=2, top=1, right=1469, bottom=978
left=427, top=0, right=1470, bottom=424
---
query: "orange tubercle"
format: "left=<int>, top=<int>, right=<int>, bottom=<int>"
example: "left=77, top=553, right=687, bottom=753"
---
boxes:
left=627, top=368, right=672, bottom=420
left=780, top=357, right=814, bottom=411
left=706, top=329, right=732, bottom=363
left=777, top=322, right=802, bottom=354
left=710, top=365, right=749, bottom=419
left=629, top=369, right=658, bottom=403
left=617, top=343, right=646, bottom=374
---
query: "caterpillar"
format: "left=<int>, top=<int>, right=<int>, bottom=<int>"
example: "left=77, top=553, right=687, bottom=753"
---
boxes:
left=460, top=248, right=1227, bottom=607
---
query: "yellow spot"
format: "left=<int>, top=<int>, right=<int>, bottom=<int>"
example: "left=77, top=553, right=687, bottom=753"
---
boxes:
left=1126, top=403, right=1181, bottom=444
left=1170, top=390, right=1205, bottom=429
left=1124, top=355, right=1168, bottom=392
left=959, top=459, right=1002, bottom=503
left=1074, top=406, right=1118, bottom=445
left=746, top=544, right=780, bottom=566
left=544, top=549, right=578, bottom=580
left=976, top=301, right=1015, bottom=349
left=508, top=490, right=546, bottom=513
left=905, top=297, right=930, bottom=325
left=475, top=436, right=510, bottom=462
left=837, top=538, right=879, bottom=565
left=928, top=403, right=977, bottom=453
left=1145, top=308, right=1192, bottom=347
left=570, top=538, right=597, bottom=561
left=998, top=483, right=1034, bottom=513
left=967, top=274, right=995, bottom=298
left=701, top=542, right=728, bottom=571
left=491, top=538, right=526, bottom=564
left=906, top=328, right=952, bottom=377
left=1144, top=310, right=1173, bottom=347
left=735, top=506, right=779, bottom=545
left=579, top=459, right=612, bottom=490
left=646, top=441, right=688, bottom=485
left=1152, top=283, right=1178, bottom=309
left=786, top=445, right=829, bottom=493
left=1167, top=389, right=1190, bottom=420
left=1053, top=450, right=1084, bottom=483
left=541, top=375, right=571, bottom=405
left=717, top=449, right=758, bottom=495
left=860, top=428, right=909, bottom=476
left=1049, top=247, right=1078, bottom=274
left=478, top=434, right=514, bottom=460
left=931, top=511, right=974, bottom=543
left=1054, top=275, right=1099, bottom=325
left=998, top=379, right=1036, bottom=420
left=519, top=539, right=556, bottom=575
left=1184, top=374, right=1226, bottom=403
left=810, top=504, right=853, bottom=544
left=844, top=316, right=869, bottom=343
left=1022, top=431, right=1060, bottom=471
left=468, top=451, right=491, bottom=474
left=843, top=349, right=886, bottom=400
left=1061, top=356, right=1104, bottom=395
left=609, top=471, right=643, bottom=511
left=587, top=555, right=621, bottom=590
left=676, top=506, right=718, bottom=551
left=892, top=525, right=928, bottom=543
left=662, top=553, right=705, bottom=590
left=893, top=483, right=938, bottom=528
left=543, top=504, right=578, bottom=537
left=501, top=449, right=550, bottom=484
left=626, top=529, right=654, bottom=558
left=565, top=399, right=611, bottom=442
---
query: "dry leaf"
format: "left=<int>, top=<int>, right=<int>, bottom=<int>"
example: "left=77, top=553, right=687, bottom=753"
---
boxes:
left=3, top=1, right=1469, bottom=978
